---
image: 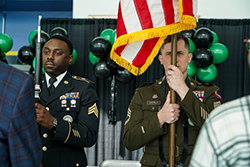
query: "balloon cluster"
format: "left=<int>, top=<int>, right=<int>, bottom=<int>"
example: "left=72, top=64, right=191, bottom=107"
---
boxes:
left=181, top=27, right=229, bottom=83
left=89, top=28, right=135, bottom=84
left=0, top=33, right=13, bottom=63
left=243, top=39, right=250, bottom=52
left=18, top=27, right=78, bottom=74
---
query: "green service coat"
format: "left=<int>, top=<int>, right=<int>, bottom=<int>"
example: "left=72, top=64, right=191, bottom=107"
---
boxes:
left=123, top=76, right=222, bottom=167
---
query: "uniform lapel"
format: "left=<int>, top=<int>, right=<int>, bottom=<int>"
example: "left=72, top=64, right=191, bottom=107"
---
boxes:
left=44, top=72, right=74, bottom=105
left=154, top=76, right=171, bottom=98
left=188, top=77, right=198, bottom=91
left=153, top=77, right=165, bottom=96
left=41, top=78, right=50, bottom=103
left=152, top=76, right=169, bottom=108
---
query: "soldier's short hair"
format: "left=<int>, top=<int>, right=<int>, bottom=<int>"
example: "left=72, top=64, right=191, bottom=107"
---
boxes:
left=46, top=35, right=73, bottom=55
left=160, top=33, right=189, bottom=54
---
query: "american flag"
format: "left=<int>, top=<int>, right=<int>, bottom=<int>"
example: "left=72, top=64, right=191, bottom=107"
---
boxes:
left=110, top=0, right=197, bottom=76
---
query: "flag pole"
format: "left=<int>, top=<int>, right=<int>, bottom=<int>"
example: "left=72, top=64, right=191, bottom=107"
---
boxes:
left=34, top=15, right=42, bottom=103
left=169, top=33, right=177, bottom=167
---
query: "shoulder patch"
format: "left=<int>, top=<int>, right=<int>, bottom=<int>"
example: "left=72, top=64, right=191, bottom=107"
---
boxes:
left=72, top=75, right=89, bottom=83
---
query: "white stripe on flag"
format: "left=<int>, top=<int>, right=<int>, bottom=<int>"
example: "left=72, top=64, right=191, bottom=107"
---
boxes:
left=121, top=41, right=144, bottom=63
left=193, top=0, right=198, bottom=19
left=147, top=0, right=166, bottom=27
left=173, top=0, right=180, bottom=23
left=121, top=0, right=142, bottom=34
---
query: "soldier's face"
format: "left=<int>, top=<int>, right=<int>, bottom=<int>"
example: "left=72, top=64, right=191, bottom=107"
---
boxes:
left=158, top=39, right=192, bottom=76
left=42, top=39, right=73, bottom=78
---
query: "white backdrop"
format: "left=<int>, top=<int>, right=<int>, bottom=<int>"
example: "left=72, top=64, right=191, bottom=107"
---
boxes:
left=73, top=0, right=250, bottom=19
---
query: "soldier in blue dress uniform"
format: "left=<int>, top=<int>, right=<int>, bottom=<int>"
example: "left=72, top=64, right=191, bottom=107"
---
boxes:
left=35, top=35, right=99, bottom=167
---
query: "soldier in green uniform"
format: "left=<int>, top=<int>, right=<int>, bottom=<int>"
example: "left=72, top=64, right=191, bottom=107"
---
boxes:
left=35, top=35, right=99, bottom=167
left=123, top=33, right=222, bottom=167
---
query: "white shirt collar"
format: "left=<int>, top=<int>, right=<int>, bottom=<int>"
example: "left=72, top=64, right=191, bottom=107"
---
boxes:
left=45, top=71, right=67, bottom=88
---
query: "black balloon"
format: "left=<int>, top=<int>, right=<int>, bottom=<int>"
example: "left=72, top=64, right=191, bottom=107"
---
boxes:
left=32, top=31, right=50, bottom=48
left=193, top=48, right=213, bottom=68
left=181, top=29, right=196, bottom=39
left=18, top=45, right=35, bottom=65
left=106, top=55, right=123, bottom=70
left=116, top=69, right=135, bottom=84
left=50, top=27, right=68, bottom=37
left=90, top=37, right=112, bottom=58
left=193, top=27, right=213, bottom=49
left=93, top=59, right=112, bottom=79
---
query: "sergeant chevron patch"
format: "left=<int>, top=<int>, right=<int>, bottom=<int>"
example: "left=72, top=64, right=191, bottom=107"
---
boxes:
left=72, top=129, right=81, bottom=138
left=125, top=108, right=131, bottom=125
left=88, top=103, right=98, bottom=118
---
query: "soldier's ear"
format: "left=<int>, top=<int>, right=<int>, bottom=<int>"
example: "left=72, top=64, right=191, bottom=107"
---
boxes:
left=188, top=53, right=193, bottom=63
left=158, top=55, right=163, bottom=65
left=68, top=54, right=73, bottom=65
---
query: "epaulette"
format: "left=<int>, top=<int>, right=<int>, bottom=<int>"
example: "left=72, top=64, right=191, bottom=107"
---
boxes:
left=72, top=75, right=89, bottom=83
left=139, top=82, right=154, bottom=88
left=195, top=81, right=215, bottom=87
left=190, top=78, right=215, bottom=87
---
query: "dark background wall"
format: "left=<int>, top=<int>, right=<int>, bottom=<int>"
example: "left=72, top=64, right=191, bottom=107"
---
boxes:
left=41, top=18, right=250, bottom=103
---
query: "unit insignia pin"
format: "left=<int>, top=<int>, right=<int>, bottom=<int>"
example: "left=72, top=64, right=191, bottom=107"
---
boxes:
left=152, top=94, right=158, bottom=99
left=61, top=99, right=67, bottom=107
left=71, top=99, right=76, bottom=108
left=63, top=115, right=73, bottom=123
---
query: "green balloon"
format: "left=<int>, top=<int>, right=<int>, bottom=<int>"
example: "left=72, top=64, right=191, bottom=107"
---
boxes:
left=247, top=42, right=250, bottom=51
left=28, top=29, right=46, bottom=47
left=69, top=48, right=78, bottom=65
left=0, top=33, right=13, bottom=54
left=110, top=29, right=117, bottom=45
left=32, top=57, right=45, bottom=74
left=89, top=51, right=100, bottom=65
left=209, top=43, right=228, bottom=64
left=188, top=38, right=196, bottom=54
left=187, top=59, right=197, bottom=77
left=196, top=64, right=217, bottom=82
left=211, top=31, right=219, bottom=46
left=29, top=30, right=38, bottom=46
left=100, top=29, right=113, bottom=44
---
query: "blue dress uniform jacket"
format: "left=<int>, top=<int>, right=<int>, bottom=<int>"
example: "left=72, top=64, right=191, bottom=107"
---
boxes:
left=0, top=61, right=42, bottom=167
left=40, top=72, right=99, bottom=167
left=123, top=76, right=222, bottom=167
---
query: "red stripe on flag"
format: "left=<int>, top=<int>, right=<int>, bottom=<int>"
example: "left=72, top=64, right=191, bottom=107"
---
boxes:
left=182, top=0, right=194, bottom=16
left=161, top=0, right=175, bottom=25
left=116, top=2, right=127, bottom=37
left=116, top=2, right=127, bottom=57
left=132, top=38, right=159, bottom=67
left=115, top=45, right=126, bottom=58
left=133, top=0, right=153, bottom=29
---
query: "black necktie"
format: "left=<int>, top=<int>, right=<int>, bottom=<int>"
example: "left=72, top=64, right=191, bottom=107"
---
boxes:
left=48, top=77, right=57, bottom=96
